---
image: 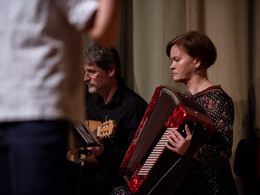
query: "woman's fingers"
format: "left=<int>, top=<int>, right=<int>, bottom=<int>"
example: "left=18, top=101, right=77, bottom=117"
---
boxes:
left=185, top=124, right=192, bottom=140
left=166, top=125, right=192, bottom=155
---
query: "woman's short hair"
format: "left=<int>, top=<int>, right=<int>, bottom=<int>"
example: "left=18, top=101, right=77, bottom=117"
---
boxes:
left=166, top=31, right=217, bottom=69
left=84, top=44, right=121, bottom=80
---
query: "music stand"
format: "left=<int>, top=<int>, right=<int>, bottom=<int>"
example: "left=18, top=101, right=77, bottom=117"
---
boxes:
left=73, top=122, right=101, bottom=147
left=72, top=122, right=101, bottom=195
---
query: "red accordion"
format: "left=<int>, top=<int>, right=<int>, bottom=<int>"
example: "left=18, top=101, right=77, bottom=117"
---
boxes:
left=119, top=86, right=215, bottom=195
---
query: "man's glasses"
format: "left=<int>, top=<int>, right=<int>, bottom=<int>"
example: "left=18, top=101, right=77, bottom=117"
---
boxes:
left=84, top=70, right=101, bottom=78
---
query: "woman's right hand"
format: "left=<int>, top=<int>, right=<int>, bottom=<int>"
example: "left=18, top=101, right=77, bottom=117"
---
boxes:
left=165, top=124, right=192, bottom=155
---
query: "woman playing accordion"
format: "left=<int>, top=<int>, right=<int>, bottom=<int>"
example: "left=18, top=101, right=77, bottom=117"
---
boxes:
left=112, top=31, right=237, bottom=195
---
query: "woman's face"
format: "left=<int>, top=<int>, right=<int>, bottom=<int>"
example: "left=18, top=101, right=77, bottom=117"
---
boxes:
left=169, top=45, right=198, bottom=83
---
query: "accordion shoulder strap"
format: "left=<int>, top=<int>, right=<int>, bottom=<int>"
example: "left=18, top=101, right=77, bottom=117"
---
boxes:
left=193, top=85, right=224, bottom=99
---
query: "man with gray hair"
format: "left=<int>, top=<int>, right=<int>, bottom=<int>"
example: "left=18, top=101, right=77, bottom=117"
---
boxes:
left=80, top=44, right=147, bottom=194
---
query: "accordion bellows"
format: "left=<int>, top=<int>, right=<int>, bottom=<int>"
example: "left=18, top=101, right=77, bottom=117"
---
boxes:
left=119, top=86, right=215, bottom=195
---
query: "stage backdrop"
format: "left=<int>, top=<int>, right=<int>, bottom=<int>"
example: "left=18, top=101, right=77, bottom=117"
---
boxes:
left=87, top=0, right=259, bottom=194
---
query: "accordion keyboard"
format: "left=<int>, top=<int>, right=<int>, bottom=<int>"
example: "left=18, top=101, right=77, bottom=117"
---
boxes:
left=137, top=128, right=173, bottom=176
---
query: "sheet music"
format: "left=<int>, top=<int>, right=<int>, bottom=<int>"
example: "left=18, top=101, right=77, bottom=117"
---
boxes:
left=73, top=122, right=101, bottom=147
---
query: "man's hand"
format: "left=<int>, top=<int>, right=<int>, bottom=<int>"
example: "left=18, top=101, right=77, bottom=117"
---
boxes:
left=66, top=148, right=80, bottom=157
left=87, top=144, right=104, bottom=157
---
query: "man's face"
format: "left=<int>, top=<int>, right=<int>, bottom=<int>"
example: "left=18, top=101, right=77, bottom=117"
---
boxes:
left=84, top=63, right=109, bottom=94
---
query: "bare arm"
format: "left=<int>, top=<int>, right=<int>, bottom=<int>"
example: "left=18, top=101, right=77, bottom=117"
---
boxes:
left=87, top=0, right=120, bottom=48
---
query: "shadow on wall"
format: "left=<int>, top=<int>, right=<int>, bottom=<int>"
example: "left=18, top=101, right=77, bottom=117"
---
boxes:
left=233, top=86, right=260, bottom=194
left=233, top=135, right=260, bottom=194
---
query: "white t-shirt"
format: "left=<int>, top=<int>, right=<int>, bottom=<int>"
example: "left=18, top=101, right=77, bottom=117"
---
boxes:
left=0, top=0, right=98, bottom=123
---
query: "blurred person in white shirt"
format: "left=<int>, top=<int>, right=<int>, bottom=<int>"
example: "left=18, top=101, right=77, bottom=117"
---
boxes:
left=0, top=1, right=120, bottom=195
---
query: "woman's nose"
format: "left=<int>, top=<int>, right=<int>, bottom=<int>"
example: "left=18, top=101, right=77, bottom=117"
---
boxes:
left=170, top=62, right=175, bottom=69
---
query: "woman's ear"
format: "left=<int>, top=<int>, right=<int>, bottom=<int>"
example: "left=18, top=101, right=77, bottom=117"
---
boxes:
left=195, top=58, right=202, bottom=69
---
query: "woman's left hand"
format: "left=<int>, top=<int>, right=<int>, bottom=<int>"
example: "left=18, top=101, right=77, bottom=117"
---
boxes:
left=165, top=124, right=192, bottom=155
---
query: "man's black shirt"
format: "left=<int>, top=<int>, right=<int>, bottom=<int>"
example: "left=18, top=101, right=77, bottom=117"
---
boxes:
left=86, top=81, right=148, bottom=170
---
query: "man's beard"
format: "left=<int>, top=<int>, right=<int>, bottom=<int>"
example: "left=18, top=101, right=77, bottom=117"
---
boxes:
left=87, top=84, right=98, bottom=94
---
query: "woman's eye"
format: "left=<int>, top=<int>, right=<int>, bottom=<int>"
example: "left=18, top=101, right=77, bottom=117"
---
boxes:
left=172, top=57, right=179, bottom=61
